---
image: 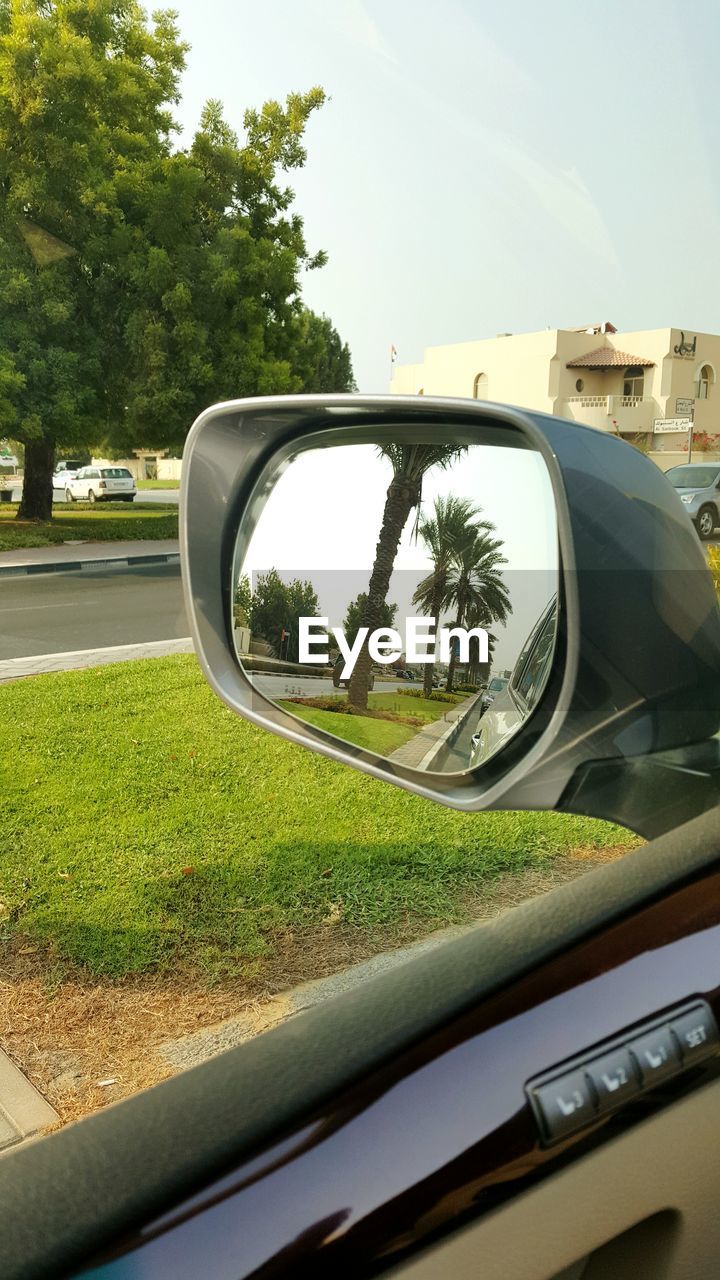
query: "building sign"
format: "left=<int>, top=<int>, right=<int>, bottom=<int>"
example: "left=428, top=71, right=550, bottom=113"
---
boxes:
left=654, top=418, right=692, bottom=434
left=673, top=332, right=697, bottom=357
left=675, top=398, right=694, bottom=416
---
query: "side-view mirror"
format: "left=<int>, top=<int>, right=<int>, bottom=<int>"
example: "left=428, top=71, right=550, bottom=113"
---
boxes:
left=181, top=395, right=720, bottom=839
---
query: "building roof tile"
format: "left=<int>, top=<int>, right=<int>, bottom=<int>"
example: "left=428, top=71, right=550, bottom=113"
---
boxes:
left=566, top=347, right=655, bottom=369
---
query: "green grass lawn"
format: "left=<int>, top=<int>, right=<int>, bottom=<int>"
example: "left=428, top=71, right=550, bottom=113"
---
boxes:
left=369, top=690, right=465, bottom=721
left=280, top=699, right=417, bottom=753
left=0, top=502, right=178, bottom=551
left=136, top=478, right=180, bottom=489
left=0, top=656, right=639, bottom=980
left=280, top=689, right=465, bottom=755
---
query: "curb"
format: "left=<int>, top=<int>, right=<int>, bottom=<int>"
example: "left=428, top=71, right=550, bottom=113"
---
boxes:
left=0, top=1050, right=58, bottom=1154
left=416, top=691, right=483, bottom=770
left=0, top=551, right=180, bottom=579
left=0, top=637, right=195, bottom=683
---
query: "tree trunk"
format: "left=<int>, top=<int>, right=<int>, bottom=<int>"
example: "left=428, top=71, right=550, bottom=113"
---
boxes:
left=347, top=476, right=419, bottom=711
left=446, top=649, right=459, bottom=693
left=422, top=586, right=442, bottom=698
left=17, top=439, right=55, bottom=522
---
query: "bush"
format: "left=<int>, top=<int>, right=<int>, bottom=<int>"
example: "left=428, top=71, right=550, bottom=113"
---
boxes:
left=396, top=687, right=461, bottom=704
left=285, top=695, right=424, bottom=726
left=453, top=682, right=481, bottom=693
left=708, top=545, right=720, bottom=596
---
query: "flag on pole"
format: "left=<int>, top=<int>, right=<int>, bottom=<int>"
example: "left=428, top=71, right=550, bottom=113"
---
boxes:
left=390, top=344, right=398, bottom=363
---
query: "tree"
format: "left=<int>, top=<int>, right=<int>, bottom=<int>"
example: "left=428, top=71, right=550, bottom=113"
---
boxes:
left=0, top=0, right=188, bottom=518
left=248, top=569, right=319, bottom=664
left=234, top=574, right=252, bottom=627
left=346, top=444, right=466, bottom=711
left=290, top=310, right=356, bottom=393
left=412, top=495, right=492, bottom=696
left=0, top=4, right=354, bottom=519
left=285, top=579, right=322, bottom=663
left=343, top=592, right=397, bottom=650
left=101, top=92, right=353, bottom=458
left=443, top=533, right=512, bottom=692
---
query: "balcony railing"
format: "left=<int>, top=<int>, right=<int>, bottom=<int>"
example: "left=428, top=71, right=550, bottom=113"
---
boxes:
left=565, top=395, right=644, bottom=411
left=561, top=395, right=655, bottom=433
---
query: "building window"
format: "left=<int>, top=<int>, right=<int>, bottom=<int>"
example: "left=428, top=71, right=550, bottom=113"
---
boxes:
left=623, top=367, right=645, bottom=398
left=575, top=378, right=584, bottom=393
left=473, top=372, right=488, bottom=399
left=696, top=364, right=714, bottom=399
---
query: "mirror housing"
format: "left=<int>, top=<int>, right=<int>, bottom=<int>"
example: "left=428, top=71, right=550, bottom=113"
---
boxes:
left=181, top=395, right=720, bottom=838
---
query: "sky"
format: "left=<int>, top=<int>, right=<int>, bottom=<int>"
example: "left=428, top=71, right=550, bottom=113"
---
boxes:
left=239, top=439, right=558, bottom=670
left=169, top=0, right=720, bottom=394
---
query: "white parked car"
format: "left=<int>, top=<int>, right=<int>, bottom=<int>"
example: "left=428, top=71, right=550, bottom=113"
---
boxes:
left=65, top=466, right=136, bottom=503
left=52, top=459, right=83, bottom=487
left=0, top=455, right=22, bottom=502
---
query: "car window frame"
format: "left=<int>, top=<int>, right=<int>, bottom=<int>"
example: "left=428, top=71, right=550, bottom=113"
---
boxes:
left=508, top=601, right=557, bottom=718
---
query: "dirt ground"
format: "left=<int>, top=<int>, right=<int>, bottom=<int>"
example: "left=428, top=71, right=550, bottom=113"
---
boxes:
left=0, top=845, right=628, bottom=1129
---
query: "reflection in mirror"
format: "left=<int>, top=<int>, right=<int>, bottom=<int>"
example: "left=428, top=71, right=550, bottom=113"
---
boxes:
left=232, top=431, right=559, bottom=775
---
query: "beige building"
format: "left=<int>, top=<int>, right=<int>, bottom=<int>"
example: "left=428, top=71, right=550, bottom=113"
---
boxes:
left=91, top=449, right=182, bottom=482
left=390, top=323, right=720, bottom=471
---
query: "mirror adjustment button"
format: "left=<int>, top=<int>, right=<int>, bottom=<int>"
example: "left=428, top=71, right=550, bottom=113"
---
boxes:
left=628, top=1025, right=680, bottom=1085
left=532, top=1069, right=596, bottom=1141
left=670, top=1006, right=719, bottom=1065
left=585, top=1047, right=639, bottom=1113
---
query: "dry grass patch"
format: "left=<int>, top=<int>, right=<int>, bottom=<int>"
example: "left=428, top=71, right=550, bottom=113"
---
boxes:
left=0, top=843, right=634, bottom=1128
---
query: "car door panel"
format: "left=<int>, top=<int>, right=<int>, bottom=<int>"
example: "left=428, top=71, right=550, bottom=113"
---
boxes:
left=391, top=1082, right=720, bottom=1279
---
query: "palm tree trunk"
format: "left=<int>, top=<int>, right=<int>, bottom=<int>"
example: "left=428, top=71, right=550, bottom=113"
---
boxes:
left=18, top=438, right=54, bottom=522
left=446, top=649, right=459, bottom=693
left=347, top=476, right=419, bottom=710
left=422, top=585, right=442, bottom=698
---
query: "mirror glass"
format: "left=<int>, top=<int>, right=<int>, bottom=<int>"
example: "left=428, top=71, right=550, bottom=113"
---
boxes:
left=232, top=430, right=559, bottom=775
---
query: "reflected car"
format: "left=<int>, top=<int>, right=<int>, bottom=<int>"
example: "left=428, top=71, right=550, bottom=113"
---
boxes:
left=480, top=675, right=509, bottom=712
left=665, top=463, right=720, bottom=540
left=470, top=599, right=557, bottom=767
left=331, top=654, right=375, bottom=691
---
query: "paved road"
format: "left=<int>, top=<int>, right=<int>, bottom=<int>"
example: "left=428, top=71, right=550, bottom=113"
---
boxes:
left=7, top=487, right=179, bottom=505
left=132, top=489, right=179, bottom=505
left=0, top=562, right=188, bottom=659
left=0, top=571, right=424, bottom=684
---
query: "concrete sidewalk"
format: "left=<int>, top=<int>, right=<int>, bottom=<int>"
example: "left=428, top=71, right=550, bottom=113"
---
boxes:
left=388, top=692, right=481, bottom=769
left=0, top=538, right=180, bottom=577
left=0, top=1050, right=58, bottom=1155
